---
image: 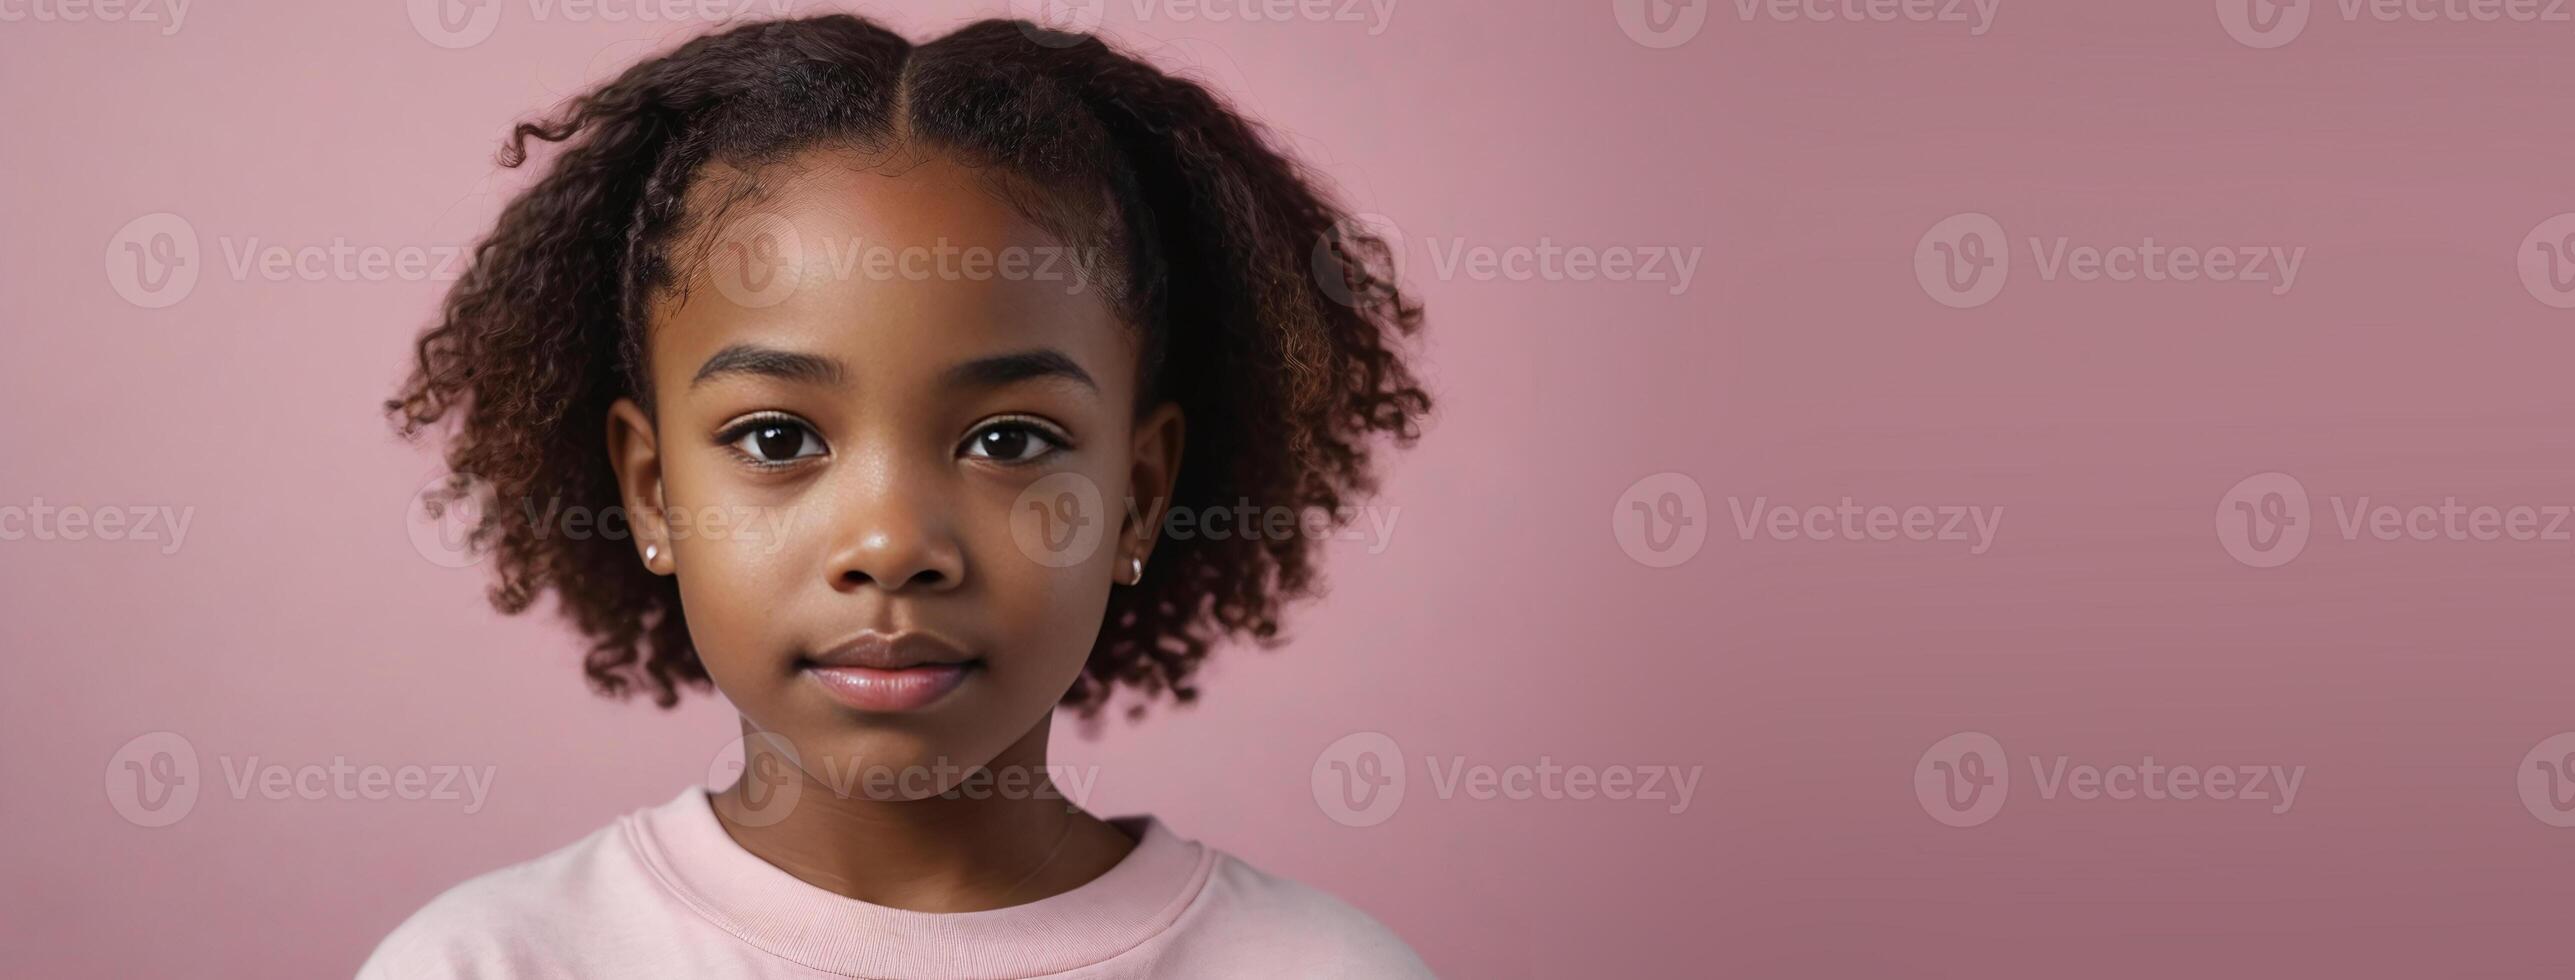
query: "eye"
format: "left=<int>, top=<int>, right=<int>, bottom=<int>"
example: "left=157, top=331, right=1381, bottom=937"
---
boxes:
left=719, top=414, right=826, bottom=467
left=961, top=417, right=1069, bottom=464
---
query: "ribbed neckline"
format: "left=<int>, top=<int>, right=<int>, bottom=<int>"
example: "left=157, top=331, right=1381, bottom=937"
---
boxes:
left=622, top=786, right=1214, bottom=979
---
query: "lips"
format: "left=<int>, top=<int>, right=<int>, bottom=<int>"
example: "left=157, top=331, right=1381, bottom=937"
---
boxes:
left=801, top=631, right=978, bottom=713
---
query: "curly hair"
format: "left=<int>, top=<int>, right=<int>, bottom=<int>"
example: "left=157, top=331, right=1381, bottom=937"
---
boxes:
left=386, top=14, right=1429, bottom=719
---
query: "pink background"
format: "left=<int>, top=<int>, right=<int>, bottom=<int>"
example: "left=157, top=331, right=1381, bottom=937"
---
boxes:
left=10, top=1, right=2575, bottom=976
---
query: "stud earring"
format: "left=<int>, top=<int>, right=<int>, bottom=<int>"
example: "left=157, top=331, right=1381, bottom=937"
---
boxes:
left=644, top=544, right=659, bottom=566
left=1124, top=555, right=1145, bottom=585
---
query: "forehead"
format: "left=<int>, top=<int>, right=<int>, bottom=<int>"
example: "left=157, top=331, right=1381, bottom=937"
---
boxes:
left=647, top=149, right=1130, bottom=393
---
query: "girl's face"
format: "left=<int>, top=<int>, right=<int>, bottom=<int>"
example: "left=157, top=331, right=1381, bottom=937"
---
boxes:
left=606, top=149, right=1182, bottom=797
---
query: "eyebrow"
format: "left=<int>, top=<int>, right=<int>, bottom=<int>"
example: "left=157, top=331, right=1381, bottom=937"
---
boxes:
left=941, top=348, right=1096, bottom=393
left=687, top=344, right=1096, bottom=393
left=690, top=344, right=847, bottom=389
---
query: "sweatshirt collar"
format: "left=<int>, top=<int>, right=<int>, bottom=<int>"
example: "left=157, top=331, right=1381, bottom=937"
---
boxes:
left=625, top=785, right=1213, bottom=979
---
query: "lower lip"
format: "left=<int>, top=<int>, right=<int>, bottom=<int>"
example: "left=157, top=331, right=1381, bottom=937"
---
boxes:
left=804, top=663, right=974, bottom=712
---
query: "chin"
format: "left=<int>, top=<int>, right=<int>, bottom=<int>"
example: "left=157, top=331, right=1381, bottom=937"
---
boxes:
left=775, top=706, right=1015, bottom=801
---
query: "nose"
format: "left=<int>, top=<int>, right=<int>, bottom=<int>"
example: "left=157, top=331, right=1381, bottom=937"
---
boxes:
left=822, top=462, right=966, bottom=594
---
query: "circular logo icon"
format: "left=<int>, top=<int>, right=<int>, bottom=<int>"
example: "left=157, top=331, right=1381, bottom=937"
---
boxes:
left=1915, top=731, right=2009, bottom=828
left=1613, top=0, right=1708, bottom=48
left=2517, top=732, right=2575, bottom=828
left=1312, top=212, right=1406, bottom=310
left=1914, top=212, right=2010, bottom=309
left=105, top=212, right=200, bottom=309
left=2516, top=213, right=2575, bottom=310
left=1613, top=471, right=1706, bottom=568
left=1010, top=0, right=1106, bottom=45
left=709, top=211, right=804, bottom=310
left=106, top=731, right=201, bottom=828
left=2216, top=0, right=2309, bottom=49
left=408, top=0, right=503, bottom=49
left=708, top=729, right=804, bottom=828
left=2215, top=471, right=2310, bottom=569
left=1011, top=472, right=1108, bottom=569
left=408, top=469, right=499, bottom=569
left=1313, top=731, right=1405, bottom=827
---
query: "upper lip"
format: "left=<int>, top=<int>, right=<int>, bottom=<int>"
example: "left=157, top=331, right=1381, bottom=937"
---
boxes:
left=806, top=631, right=975, bottom=670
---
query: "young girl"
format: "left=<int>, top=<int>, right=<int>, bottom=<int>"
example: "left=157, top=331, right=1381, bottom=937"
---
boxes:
left=363, top=13, right=1431, bottom=979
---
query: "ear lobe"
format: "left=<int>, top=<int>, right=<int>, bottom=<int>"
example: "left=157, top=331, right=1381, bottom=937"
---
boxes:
left=605, top=398, right=671, bottom=571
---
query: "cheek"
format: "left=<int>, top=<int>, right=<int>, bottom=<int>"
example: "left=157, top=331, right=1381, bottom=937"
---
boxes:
left=963, top=478, right=1119, bottom=675
left=660, top=462, right=808, bottom=678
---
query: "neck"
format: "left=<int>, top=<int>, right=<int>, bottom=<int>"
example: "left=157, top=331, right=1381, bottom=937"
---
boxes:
left=709, top=715, right=1134, bottom=912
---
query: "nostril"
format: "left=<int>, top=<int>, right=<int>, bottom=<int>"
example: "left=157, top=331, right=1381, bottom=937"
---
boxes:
left=837, top=568, right=948, bottom=589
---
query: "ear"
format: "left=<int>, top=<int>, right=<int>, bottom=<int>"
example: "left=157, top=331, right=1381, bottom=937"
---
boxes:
left=605, top=397, right=672, bottom=574
left=1120, top=401, right=1186, bottom=569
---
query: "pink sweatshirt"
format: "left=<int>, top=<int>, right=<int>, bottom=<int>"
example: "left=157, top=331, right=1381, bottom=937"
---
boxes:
left=356, top=786, right=1433, bottom=978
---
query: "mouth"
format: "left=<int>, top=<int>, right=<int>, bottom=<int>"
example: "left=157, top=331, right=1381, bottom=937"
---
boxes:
left=799, top=631, right=981, bottom=713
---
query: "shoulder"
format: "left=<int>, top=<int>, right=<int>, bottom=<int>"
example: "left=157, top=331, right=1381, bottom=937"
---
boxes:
left=1159, top=844, right=1435, bottom=978
left=353, top=816, right=638, bottom=980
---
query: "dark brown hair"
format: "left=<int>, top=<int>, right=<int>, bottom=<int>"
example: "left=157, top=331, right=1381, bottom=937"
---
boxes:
left=386, top=14, right=1428, bottom=719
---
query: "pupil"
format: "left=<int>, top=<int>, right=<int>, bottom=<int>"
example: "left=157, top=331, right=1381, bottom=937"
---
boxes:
left=986, top=430, right=1027, bottom=457
left=755, top=426, right=798, bottom=459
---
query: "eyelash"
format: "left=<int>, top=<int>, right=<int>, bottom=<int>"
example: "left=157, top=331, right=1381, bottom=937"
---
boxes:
left=961, top=414, right=1074, bottom=466
left=711, top=413, right=1074, bottom=469
left=715, top=412, right=822, bottom=470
